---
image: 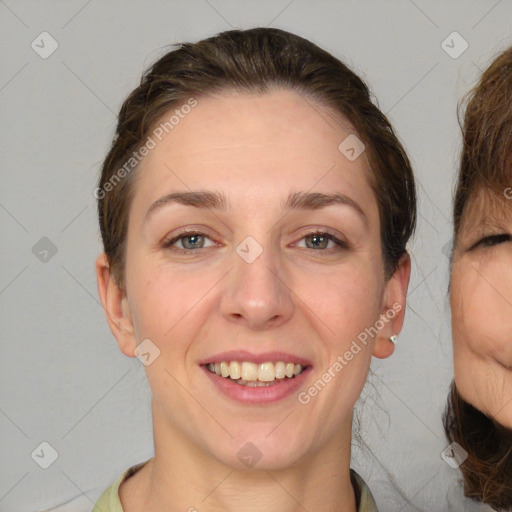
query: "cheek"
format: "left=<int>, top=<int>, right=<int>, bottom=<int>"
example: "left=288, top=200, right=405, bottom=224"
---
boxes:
left=126, top=261, right=203, bottom=345
left=452, top=260, right=512, bottom=360
left=126, top=233, right=384, bottom=354
left=307, top=264, right=383, bottom=348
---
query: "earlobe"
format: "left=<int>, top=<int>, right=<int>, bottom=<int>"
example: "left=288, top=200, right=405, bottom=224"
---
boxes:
left=95, top=252, right=137, bottom=358
left=373, top=332, right=397, bottom=359
left=372, top=252, right=411, bottom=359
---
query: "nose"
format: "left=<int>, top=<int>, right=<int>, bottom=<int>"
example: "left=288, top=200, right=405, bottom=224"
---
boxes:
left=220, top=238, right=295, bottom=331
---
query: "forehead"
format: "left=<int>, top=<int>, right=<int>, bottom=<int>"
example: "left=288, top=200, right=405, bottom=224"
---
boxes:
left=131, top=88, right=376, bottom=217
left=458, top=188, right=512, bottom=237
left=152, top=89, right=356, bottom=161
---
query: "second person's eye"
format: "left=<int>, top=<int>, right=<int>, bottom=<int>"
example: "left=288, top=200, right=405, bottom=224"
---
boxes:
left=473, top=233, right=511, bottom=249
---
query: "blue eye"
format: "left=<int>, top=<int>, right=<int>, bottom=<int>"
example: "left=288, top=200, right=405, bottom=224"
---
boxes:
left=297, top=231, right=348, bottom=251
left=161, top=229, right=349, bottom=255
left=162, top=232, right=216, bottom=252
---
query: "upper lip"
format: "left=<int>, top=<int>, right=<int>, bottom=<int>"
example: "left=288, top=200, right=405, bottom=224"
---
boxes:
left=199, top=350, right=312, bottom=367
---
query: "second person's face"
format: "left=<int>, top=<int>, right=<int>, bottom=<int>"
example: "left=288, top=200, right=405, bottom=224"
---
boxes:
left=451, top=191, right=512, bottom=428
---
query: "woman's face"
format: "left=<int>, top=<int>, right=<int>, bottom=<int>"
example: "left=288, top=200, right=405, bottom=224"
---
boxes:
left=451, top=191, right=512, bottom=428
left=99, top=89, right=409, bottom=469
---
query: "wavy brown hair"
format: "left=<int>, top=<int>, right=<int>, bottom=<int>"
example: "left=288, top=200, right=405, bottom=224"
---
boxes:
left=453, top=46, right=512, bottom=244
left=444, top=384, right=512, bottom=510
left=445, top=46, right=512, bottom=511
left=96, top=27, right=416, bottom=290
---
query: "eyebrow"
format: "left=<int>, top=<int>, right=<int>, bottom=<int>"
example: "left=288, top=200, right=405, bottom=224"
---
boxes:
left=144, top=190, right=368, bottom=225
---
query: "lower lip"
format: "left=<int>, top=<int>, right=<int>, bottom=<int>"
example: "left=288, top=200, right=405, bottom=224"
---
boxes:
left=201, top=366, right=311, bottom=404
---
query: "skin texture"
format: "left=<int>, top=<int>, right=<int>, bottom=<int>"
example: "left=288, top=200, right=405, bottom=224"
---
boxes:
left=96, top=89, right=411, bottom=512
left=451, top=191, right=512, bottom=429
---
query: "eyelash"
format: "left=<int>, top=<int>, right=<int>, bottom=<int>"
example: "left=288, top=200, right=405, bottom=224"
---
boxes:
left=161, top=229, right=349, bottom=255
left=472, top=233, right=511, bottom=249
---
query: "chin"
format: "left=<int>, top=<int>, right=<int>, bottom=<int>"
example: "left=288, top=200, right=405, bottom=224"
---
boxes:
left=209, top=431, right=310, bottom=471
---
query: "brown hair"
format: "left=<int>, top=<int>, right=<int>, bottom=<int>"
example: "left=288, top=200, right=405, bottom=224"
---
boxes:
left=97, top=27, right=416, bottom=289
left=445, top=46, right=512, bottom=510
left=453, top=46, right=512, bottom=245
left=443, top=384, right=512, bottom=510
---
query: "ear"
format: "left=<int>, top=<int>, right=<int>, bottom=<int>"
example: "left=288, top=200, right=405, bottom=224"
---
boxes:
left=372, top=252, right=411, bottom=359
left=95, top=252, right=137, bottom=358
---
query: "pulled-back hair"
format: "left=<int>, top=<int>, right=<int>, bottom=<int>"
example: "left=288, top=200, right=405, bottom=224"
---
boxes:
left=97, top=27, right=416, bottom=289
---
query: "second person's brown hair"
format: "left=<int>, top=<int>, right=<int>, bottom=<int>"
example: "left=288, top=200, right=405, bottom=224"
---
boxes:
left=445, top=45, right=512, bottom=512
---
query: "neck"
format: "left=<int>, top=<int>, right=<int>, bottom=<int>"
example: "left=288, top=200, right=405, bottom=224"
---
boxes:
left=120, top=401, right=357, bottom=512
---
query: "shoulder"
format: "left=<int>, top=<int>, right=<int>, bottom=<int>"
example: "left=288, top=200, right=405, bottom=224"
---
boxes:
left=350, top=469, right=379, bottom=512
left=92, top=460, right=150, bottom=512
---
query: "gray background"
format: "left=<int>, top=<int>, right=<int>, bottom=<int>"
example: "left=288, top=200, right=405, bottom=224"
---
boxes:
left=1, top=1, right=511, bottom=511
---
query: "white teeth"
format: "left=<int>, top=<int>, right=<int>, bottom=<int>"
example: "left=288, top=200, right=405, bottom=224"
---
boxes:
left=220, top=362, right=230, bottom=378
left=258, top=362, right=275, bottom=382
left=236, top=379, right=275, bottom=387
left=230, top=361, right=241, bottom=380
left=206, top=360, right=305, bottom=382
left=275, top=361, right=286, bottom=379
left=241, top=362, right=258, bottom=381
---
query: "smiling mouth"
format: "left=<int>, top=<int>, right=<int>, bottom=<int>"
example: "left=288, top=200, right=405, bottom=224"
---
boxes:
left=205, top=361, right=307, bottom=387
